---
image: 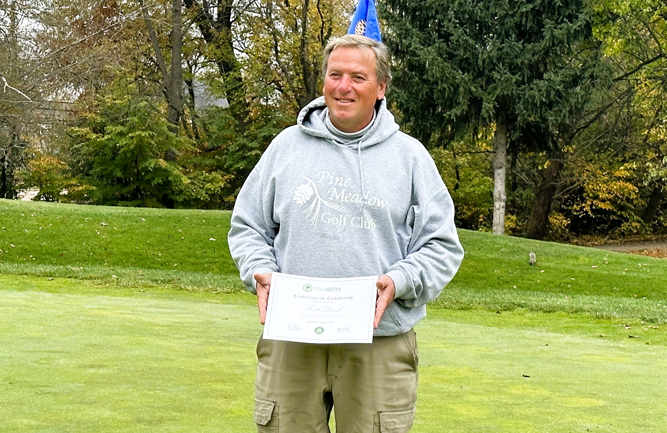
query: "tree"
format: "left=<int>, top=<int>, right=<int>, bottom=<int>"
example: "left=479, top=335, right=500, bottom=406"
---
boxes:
left=69, top=79, right=191, bottom=207
left=139, top=0, right=183, bottom=143
left=180, top=0, right=353, bottom=203
left=381, top=0, right=603, bottom=235
left=0, top=0, right=47, bottom=198
left=593, top=0, right=667, bottom=226
left=242, top=0, right=354, bottom=112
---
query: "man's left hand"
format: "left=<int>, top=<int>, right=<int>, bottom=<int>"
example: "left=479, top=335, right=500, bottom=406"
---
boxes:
left=374, top=275, right=396, bottom=329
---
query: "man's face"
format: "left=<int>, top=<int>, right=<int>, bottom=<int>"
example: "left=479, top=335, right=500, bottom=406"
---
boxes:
left=323, top=46, right=387, bottom=133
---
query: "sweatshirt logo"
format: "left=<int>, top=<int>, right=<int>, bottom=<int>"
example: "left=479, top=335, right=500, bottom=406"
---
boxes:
left=292, top=171, right=387, bottom=230
left=293, top=178, right=347, bottom=227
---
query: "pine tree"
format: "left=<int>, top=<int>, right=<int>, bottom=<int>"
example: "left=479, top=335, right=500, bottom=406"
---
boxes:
left=381, top=0, right=604, bottom=235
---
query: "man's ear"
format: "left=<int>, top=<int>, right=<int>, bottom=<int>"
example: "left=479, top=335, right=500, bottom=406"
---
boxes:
left=376, top=80, right=387, bottom=100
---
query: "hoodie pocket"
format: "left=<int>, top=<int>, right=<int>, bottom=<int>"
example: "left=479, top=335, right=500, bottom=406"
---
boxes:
left=254, top=397, right=278, bottom=431
left=376, top=407, right=416, bottom=433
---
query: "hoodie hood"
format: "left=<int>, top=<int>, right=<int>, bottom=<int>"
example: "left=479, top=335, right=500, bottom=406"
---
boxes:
left=297, top=96, right=399, bottom=150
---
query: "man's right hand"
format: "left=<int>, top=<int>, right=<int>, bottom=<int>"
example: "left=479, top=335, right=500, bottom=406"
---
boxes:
left=254, top=273, right=272, bottom=324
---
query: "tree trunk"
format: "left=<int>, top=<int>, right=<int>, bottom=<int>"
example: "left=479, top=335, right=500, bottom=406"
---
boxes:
left=642, top=184, right=664, bottom=223
left=492, top=121, right=507, bottom=235
left=183, top=0, right=248, bottom=129
left=140, top=0, right=182, bottom=163
left=299, top=0, right=313, bottom=108
left=453, top=150, right=460, bottom=191
left=509, top=151, right=517, bottom=193
left=1, top=152, right=7, bottom=199
left=526, top=155, right=563, bottom=240
left=166, top=0, right=183, bottom=134
left=163, top=0, right=183, bottom=166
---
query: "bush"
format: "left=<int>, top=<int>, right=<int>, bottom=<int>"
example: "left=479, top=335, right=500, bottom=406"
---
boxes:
left=430, top=147, right=494, bottom=231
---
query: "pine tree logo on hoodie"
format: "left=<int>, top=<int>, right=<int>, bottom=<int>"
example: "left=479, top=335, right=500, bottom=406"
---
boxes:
left=293, top=177, right=347, bottom=227
left=293, top=184, right=314, bottom=205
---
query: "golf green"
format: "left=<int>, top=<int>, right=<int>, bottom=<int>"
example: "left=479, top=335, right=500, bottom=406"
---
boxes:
left=1, top=283, right=666, bottom=432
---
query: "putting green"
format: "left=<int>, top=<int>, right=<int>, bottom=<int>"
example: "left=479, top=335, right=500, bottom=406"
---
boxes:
left=1, top=286, right=666, bottom=432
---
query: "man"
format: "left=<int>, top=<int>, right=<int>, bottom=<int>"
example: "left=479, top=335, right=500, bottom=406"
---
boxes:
left=228, top=34, right=464, bottom=432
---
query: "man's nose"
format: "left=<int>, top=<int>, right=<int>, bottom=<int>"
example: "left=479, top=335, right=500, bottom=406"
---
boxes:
left=338, top=75, right=352, bottom=92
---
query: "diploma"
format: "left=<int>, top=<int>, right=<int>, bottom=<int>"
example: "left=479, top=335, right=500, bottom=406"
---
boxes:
left=263, top=273, right=378, bottom=344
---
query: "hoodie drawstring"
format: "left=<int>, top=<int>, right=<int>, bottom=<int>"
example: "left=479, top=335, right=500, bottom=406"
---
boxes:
left=330, top=138, right=367, bottom=212
left=357, top=140, right=366, bottom=210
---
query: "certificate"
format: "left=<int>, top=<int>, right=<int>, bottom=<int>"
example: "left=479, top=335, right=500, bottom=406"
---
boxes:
left=263, top=273, right=378, bottom=344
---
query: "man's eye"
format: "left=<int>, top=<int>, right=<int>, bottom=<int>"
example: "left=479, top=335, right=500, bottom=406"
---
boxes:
left=353, top=76, right=366, bottom=82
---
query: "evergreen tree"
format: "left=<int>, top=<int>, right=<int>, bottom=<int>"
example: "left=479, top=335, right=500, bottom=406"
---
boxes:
left=381, top=0, right=604, bottom=235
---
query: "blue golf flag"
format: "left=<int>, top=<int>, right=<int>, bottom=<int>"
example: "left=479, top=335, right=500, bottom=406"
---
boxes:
left=348, top=0, right=382, bottom=42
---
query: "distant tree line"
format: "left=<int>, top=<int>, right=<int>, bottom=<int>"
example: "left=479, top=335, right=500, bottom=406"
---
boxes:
left=2, top=0, right=667, bottom=241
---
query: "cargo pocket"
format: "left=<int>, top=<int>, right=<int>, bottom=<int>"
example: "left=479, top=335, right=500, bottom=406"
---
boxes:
left=378, top=407, right=416, bottom=433
left=254, top=397, right=278, bottom=432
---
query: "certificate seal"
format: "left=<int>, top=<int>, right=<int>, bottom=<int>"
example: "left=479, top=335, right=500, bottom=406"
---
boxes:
left=315, top=327, right=324, bottom=334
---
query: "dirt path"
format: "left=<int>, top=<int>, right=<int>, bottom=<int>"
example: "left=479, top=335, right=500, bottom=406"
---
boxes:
left=595, top=240, right=667, bottom=258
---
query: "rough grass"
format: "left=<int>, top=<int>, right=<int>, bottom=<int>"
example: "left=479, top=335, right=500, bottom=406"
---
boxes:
left=2, top=199, right=666, bottom=323
left=0, top=199, right=237, bottom=274
left=443, top=230, right=667, bottom=323
left=452, top=229, right=667, bottom=300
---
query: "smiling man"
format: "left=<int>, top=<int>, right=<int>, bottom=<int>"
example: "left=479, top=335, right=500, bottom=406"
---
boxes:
left=323, top=44, right=386, bottom=133
left=228, top=34, right=464, bottom=433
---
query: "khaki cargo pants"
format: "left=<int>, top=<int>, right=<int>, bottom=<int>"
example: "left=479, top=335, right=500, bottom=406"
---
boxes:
left=254, top=329, right=419, bottom=433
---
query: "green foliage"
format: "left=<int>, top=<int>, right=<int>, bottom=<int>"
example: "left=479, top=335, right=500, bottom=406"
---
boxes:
left=547, top=211, right=573, bottom=240
left=17, top=155, right=70, bottom=201
left=380, top=0, right=602, bottom=149
left=70, top=81, right=192, bottom=207
left=430, top=145, right=494, bottom=231
left=190, top=103, right=292, bottom=209
left=560, top=162, right=647, bottom=235
left=584, top=0, right=667, bottom=233
left=8, top=0, right=667, bottom=238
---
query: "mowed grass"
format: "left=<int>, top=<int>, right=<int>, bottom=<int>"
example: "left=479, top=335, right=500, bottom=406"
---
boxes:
left=0, top=280, right=259, bottom=433
left=2, top=200, right=667, bottom=431
left=1, top=279, right=666, bottom=432
left=2, top=199, right=667, bottom=323
left=0, top=199, right=237, bottom=273
left=0, top=199, right=242, bottom=292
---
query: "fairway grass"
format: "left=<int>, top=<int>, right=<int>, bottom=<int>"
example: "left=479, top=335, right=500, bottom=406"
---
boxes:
left=2, top=279, right=666, bottom=432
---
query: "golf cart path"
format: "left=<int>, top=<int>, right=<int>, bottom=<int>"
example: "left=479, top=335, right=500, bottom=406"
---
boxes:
left=595, top=240, right=667, bottom=253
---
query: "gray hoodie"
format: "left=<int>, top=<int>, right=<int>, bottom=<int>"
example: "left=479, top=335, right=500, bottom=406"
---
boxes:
left=228, top=96, right=464, bottom=336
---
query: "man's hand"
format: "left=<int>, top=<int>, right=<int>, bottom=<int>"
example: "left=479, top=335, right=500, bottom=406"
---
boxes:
left=254, top=273, right=272, bottom=325
left=374, top=275, right=396, bottom=329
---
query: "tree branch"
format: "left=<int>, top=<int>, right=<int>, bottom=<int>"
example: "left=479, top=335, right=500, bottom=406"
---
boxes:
left=300, top=0, right=314, bottom=107
left=265, top=1, right=300, bottom=109
left=139, top=0, right=170, bottom=82
left=1, top=76, right=31, bottom=101
left=613, top=54, right=665, bottom=82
